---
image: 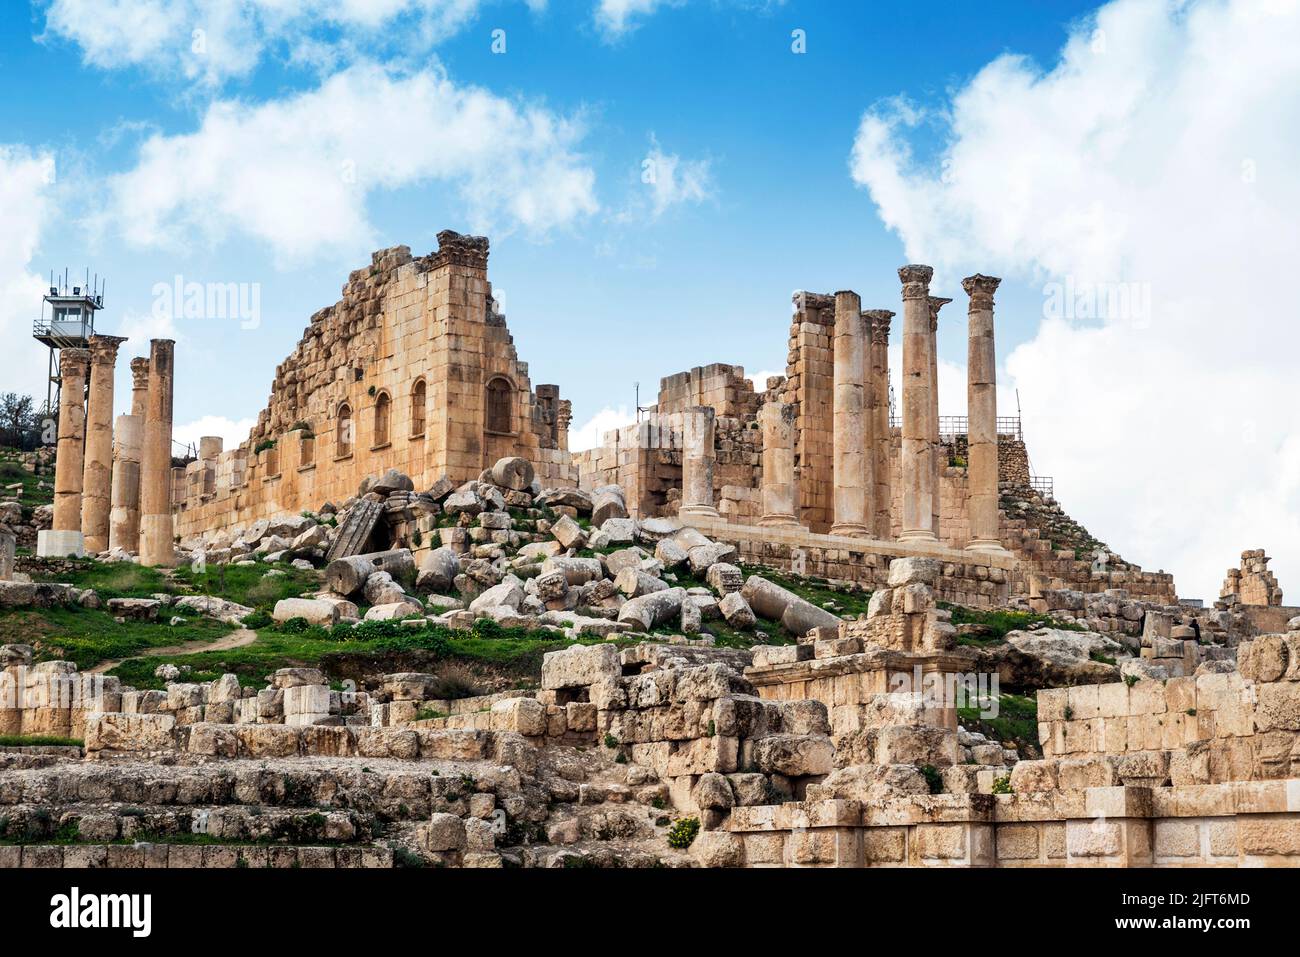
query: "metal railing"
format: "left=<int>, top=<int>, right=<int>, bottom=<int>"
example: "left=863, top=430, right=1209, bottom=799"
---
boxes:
left=888, top=414, right=1022, bottom=439
left=1029, top=475, right=1054, bottom=499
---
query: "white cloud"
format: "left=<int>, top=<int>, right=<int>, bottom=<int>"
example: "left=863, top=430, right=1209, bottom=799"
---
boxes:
left=595, top=0, right=783, bottom=39
left=40, top=0, right=496, bottom=87
left=850, top=0, right=1300, bottom=600
left=595, top=0, right=682, bottom=37
left=568, top=404, right=634, bottom=452
left=636, top=135, right=714, bottom=219
left=173, top=414, right=256, bottom=452
left=0, top=145, right=58, bottom=403
left=746, top=369, right=783, bottom=392
left=116, top=308, right=180, bottom=346
left=100, top=63, right=599, bottom=263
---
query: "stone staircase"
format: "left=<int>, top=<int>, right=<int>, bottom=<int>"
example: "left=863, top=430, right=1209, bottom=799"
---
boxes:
left=998, top=482, right=1176, bottom=601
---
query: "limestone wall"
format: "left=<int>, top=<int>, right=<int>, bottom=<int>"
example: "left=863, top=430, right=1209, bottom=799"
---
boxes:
left=1222, top=549, right=1283, bottom=607
left=679, top=513, right=1017, bottom=607
left=174, top=232, right=575, bottom=539
left=657, top=363, right=763, bottom=420
left=723, top=785, right=1300, bottom=867
left=1034, top=633, right=1300, bottom=785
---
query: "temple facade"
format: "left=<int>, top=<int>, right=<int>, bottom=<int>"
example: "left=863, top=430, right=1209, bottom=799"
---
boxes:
left=171, top=231, right=575, bottom=539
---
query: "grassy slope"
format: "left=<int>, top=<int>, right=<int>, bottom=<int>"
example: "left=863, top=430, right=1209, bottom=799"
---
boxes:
left=5, top=541, right=1082, bottom=701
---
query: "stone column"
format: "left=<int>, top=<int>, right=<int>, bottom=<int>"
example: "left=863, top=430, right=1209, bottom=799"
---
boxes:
left=678, top=406, right=720, bottom=518
left=830, top=290, right=871, bottom=536
left=927, top=296, right=951, bottom=539
left=898, top=265, right=937, bottom=543
left=37, top=347, right=91, bottom=557
left=129, top=357, right=150, bottom=417
left=0, top=525, right=15, bottom=580
left=865, top=310, right=894, bottom=540
left=80, top=335, right=127, bottom=554
left=963, top=273, right=1008, bottom=553
left=139, top=339, right=177, bottom=567
left=758, top=400, right=799, bottom=527
left=109, top=358, right=150, bottom=554
left=108, top=412, right=143, bottom=552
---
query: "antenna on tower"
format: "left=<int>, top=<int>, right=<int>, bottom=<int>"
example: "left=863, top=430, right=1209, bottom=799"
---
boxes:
left=33, top=267, right=110, bottom=419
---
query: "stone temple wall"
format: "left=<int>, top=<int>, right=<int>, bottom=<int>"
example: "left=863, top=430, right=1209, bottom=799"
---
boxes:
left=174, top=232, right=575, bottom=539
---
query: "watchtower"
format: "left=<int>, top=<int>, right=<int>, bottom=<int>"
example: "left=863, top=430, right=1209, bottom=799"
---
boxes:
left=33, top=269, right=104, bottom=418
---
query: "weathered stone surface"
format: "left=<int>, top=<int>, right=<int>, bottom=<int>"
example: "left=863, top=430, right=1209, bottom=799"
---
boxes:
left=751, top=734, right=834, bottom=776
left=618, top=587, right=687, bottom=630
left=414, top=547, right=461, bottom=595
left=84, top=713, right=176, bottom=752
left=272, top=598, right=340, bottom=626
left=805, top=763, right=928, bottom=802
left=550, top=514, right=587, bottom=550
left=740, top=575, right=840, bottom=635
left=542, top=643, right=621, bottom=690
left=490, top=456, right=535, bottom=491
left=718, top=592, right=756, bottom=629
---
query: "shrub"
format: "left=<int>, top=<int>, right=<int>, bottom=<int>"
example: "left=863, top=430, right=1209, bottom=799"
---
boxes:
left=666, top=817, right=700, bottom=850
left=920, top=764, right=943, bottom=795
left=991, top=775, right=1012, bottom=795
left=427, top=664, right=482, bottom=700
left=603, top=732, right=619, bottom=749
left=241, top=610, right=272, bottom=629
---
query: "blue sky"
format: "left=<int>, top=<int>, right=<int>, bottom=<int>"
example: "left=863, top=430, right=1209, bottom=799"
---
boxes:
left=4, top=0, right=1095, bottom=439
left=5, top=0, right=1299, bottom=600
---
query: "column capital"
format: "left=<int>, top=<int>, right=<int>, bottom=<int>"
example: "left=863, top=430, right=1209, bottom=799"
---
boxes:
left=864, top=309, right=894, bottom=344
left=961, top=273, right=1002, bottom=308
left=792, top=290, right=835, bottom=314
left=130, top=356, right=151, bottom=389
left=897, top=264, right=933, bottom=300
left=59, top=347, right=91, bottom=377
left=926, top=296, right=953, bottom=333
left=88, top=334, right=128, bottom=365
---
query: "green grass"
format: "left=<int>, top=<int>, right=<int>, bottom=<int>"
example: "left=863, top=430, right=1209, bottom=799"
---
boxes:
left=170, top=563, right=323, bottom=609
left=0, top=456, right=53, bottom=513
left=958, top=691, right=1039, bottom=752
left=28, top=561, right=170, bottom=599
left=7, top=558, right=326, bottom=671
left=650, top=610, right=789, bottom=650
left=737, top=564, right=872, bottom=617
left=944, top=604, right=1085, bottom=644
left=0, top=734, right=82, bottom=748
left=0, top=606, right=235, bottom=670
left=27, top=558, right=322, bottom=609
left=105, top=617, right=598, bottom=691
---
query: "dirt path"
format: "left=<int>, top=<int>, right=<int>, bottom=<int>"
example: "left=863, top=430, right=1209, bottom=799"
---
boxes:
left=87, top=627, right=259, bottom=675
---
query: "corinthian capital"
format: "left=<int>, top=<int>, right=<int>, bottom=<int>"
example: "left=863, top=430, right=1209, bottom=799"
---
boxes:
left=59, top=347, right=91, bottom=378
left=863, top=309, right=894, bottom=344
left=88, top=334, right=128, bottom=366
left=897, top=264, right=933, bottom=300
left=926, top=296, right=952, bottom=332
left=961, top=273, right=1002, bottom=308
left=130, top=356, right=151, bottom=390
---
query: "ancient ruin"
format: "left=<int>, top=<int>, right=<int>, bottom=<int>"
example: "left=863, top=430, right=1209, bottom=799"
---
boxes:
left=2, top=234, right=1296, bottom=871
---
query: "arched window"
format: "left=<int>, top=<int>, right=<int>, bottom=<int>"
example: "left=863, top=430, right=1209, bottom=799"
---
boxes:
left=337, top=402, right=353, bottom=457
left=410, top=379, right=426, bottom=436
left=486, top=376, right=513, bottom=434
left=374, top=391, right=391, bottom=447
